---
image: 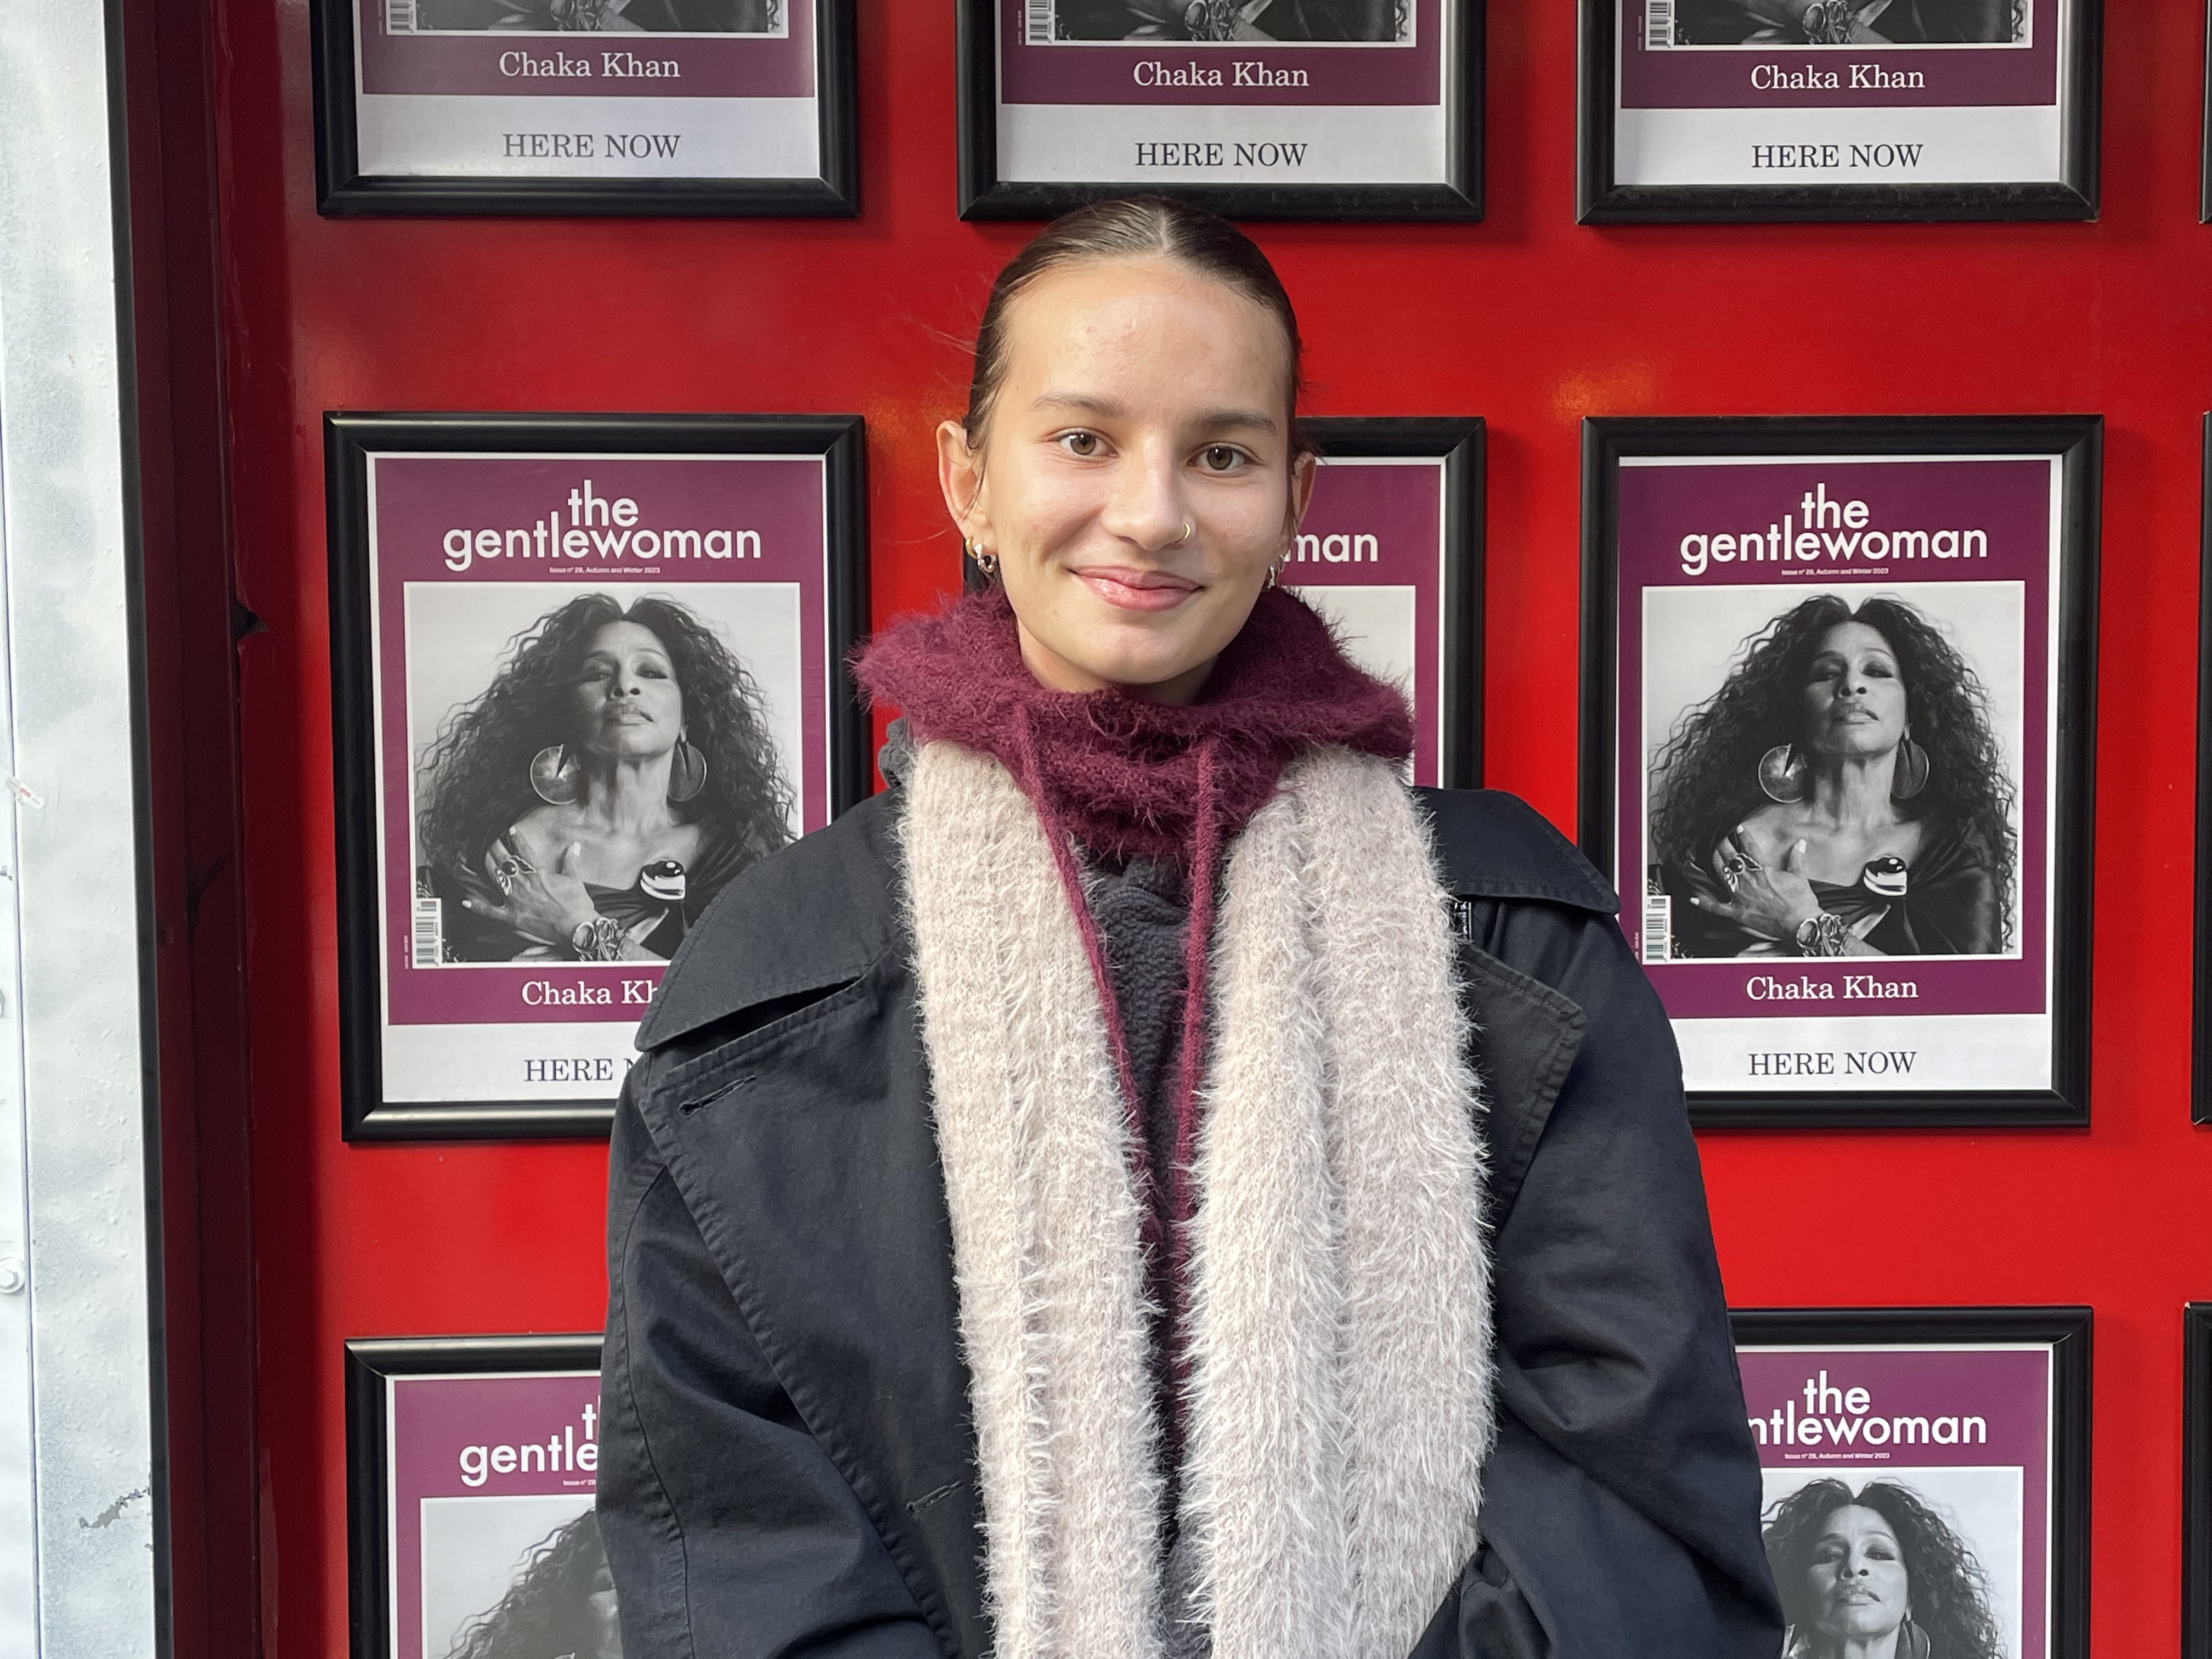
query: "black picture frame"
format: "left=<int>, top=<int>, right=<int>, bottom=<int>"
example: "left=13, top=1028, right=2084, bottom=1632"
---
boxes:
left=955, top=0, right=1485, bottom=221
left=309, top=0, right=859, bottom=217
left=2196, top=416, right=2212, bottom=1124
left=346, top=1333, right=603, bottom=1659
left=1580, top=415, right=2100, bottom=1129
left=326, top=411, right=871, bottom=1142
left=1305, top=416, right=1485, bottom=786
left=2202, top=2, right=2212, bottom=223
left=1733, top=1305, right=2092, bottom=1659
left=2186, top=1303, right=2212, bottom=1654
left=1577, top=0, right=2102, bottom=224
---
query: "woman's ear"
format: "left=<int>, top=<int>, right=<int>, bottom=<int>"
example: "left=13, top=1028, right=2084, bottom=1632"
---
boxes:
left=1285, top=448, right=1318, bottom=543
left=936, top=419, right=992, bottom=550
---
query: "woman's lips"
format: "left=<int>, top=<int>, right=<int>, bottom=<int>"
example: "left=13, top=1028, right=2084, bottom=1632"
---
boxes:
left=1073, top=565, right=1200, bottom=613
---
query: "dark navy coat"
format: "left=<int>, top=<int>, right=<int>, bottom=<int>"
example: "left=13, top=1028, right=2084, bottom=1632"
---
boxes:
left=597, top=784, right=1785, bottom=1657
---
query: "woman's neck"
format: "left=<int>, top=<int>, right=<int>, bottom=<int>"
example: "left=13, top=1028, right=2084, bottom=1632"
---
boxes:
left=581, top=754, right=679, bottom=836
left=1804, top=752, right=1903, bottom=833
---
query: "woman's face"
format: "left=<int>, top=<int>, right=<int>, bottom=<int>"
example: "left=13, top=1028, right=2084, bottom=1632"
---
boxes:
left=938, top=255, right=1314, bottom=705
left=571, top=620, right=683, bottom=760
left=1799, top=620, right=1909, bottom=760
left=1804, top=1504, right=1910, bottom=1641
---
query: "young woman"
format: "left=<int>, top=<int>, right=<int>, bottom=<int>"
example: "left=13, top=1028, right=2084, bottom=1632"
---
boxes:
left=596, top=199, right=1781, bottom=1658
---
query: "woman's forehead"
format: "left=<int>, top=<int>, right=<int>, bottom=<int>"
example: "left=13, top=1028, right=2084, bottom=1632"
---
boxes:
left=1814, top=619, right=1896, bottom=658
left=1818, top=1503, right=1899, bottom=1543
left=584, top=618, right=668, bottom=655
left=1000, top=258, right=1292, bottom=410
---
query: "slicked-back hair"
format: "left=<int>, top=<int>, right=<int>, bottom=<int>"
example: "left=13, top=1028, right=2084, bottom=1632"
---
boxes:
left=961, top=195, right=1308, bottom=455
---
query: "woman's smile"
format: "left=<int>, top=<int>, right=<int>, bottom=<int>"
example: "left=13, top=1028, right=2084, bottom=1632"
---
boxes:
left=1073, top=563, right=1203, bottom=612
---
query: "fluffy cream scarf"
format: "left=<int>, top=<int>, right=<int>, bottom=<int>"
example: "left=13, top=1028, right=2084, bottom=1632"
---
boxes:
left=901, top=740, right=1494, bottom=1659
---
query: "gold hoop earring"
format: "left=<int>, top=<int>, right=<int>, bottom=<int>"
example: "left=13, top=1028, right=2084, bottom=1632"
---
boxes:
left=966, top=540, right=999, bottom=577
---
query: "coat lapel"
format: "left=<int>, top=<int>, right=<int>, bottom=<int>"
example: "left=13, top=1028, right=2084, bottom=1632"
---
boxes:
left=631, top=795, right=992, bottom=1655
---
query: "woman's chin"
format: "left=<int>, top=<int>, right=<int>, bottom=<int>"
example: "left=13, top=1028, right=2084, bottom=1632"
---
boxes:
left=1073, top=648, right=1214, bottom=695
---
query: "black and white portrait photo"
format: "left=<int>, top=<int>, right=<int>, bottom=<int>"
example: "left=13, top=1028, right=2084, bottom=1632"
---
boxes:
left=1643, top=583, right=2026, bottom=962
left=422, top=1498, right=623, bottom=1659
left=1047, top=0, right=1412, bottom=41
left=408, top=0, right=781, bottom=33
left=1666, top=0, right=2026, bottom=46
left=407, top=584, right=799, bottom=967
left=1762, top=1470, right=2022, bottom=1659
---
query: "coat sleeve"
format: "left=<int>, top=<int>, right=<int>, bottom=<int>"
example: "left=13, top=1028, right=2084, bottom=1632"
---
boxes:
left=599, top=1073, right=946, bottom=1659
left=1419, top=897, right=1784, bottom=1659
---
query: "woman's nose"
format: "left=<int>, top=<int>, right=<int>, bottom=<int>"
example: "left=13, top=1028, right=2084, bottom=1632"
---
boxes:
left=1099, top=443, right=1188, bottom=552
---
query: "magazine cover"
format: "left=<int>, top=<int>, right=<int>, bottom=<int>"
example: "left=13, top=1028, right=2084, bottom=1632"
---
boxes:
left=1735, top=1310, right=2090, bottom=1659
left=1583, top=418, right=2097, bottom=1122
left=327, top=415, right=867, bottom=1136
left=1285, top=427, right=1478, bottom=785
left=348, top=1339, right=613, bottom=1659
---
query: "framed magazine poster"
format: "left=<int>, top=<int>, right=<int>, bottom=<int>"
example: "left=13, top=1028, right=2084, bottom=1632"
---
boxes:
left=1577, top=0, right=2101, bottom=222
left=1291, top=417, right=1484, bottom=786
left=346, top=1335, right=613, bottom=1659
left=955, top=0, right=1485, bottom=221
left=1734, top=1307, right=2091, bottom=1659
left=326, top=413, right=869, bottom=1141
left=1580, top=416, right=2098, bottom=1128
left=309, top=0, right=858, bottom=216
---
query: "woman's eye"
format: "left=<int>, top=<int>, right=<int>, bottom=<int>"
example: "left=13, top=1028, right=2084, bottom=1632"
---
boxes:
left=1198, top=445, right=1248, bottom=472
left=1058, top=431, right=1102, bottom=458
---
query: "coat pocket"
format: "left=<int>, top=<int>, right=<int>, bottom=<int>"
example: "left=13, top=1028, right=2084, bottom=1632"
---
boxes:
left=648, top=968, right=872, bottom=1118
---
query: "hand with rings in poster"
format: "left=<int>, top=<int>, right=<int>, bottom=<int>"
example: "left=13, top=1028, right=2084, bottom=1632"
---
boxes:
left=1687, top=825, right=1825, bottom=945
left=464, top=839, right=600, bottom=952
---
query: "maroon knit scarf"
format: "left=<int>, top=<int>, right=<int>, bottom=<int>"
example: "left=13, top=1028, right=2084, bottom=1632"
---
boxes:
left=854, top=585, right=1413, bottom=1392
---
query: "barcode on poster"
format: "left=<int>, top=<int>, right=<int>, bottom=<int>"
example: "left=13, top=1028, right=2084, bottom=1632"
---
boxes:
left=386, top=0, right=417, bottom=33
left=412, top=897, right=443, bottom=967
left=1642, top=894, right=1672, bottom=963
left=1025, top=0, right=1054, bottom=42
left=1644, top=0, right=1674, bottom=47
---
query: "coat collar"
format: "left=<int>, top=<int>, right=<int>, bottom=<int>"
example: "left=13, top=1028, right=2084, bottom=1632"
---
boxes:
left=1413, top=788, right=1620, bottom=915
left=635, top=789, right=903, bottom=1052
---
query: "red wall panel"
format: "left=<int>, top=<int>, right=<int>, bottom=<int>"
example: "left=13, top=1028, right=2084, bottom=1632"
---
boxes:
left=208, top=0, right=2209, bottom=1651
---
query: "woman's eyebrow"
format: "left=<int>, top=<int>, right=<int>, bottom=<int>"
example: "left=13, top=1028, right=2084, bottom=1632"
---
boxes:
left=1031, top=392, right=1122, bottom=417
left=1028, top=393, right=1280, bottom=436
left=1190, top=407, right=1280, bottom=436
